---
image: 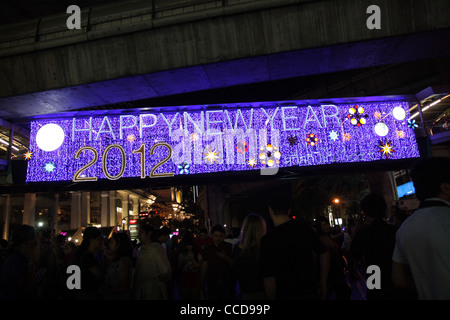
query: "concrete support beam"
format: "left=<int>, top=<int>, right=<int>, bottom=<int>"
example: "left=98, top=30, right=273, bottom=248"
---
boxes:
left=22, top=193, right=36, bottom=226
left=2, top=195, right=11, bottom=240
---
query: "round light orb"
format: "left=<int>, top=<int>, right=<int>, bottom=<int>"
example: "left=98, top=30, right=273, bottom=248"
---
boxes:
left=36, top=123, right=65, bottom=152
left=374, top=122, right=389, bottom=137
left=392, top=106, right=406, bottom=120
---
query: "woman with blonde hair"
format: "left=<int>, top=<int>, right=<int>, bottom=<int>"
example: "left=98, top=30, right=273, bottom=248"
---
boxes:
left=233, top=214, right=267, bottom=299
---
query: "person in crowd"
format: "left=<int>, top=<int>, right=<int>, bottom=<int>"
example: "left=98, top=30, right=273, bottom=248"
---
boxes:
left=133, top=220, right=172, bottom=300
left=392, top=157, right=450, bottom=299
left=233, top=214, right=267, bottom=300
left=315, top=216, right=351, bottom=300
left=178, top=233, right=203, bottom=300
left=194, top=228, right=212, bottom=257
left=71, top=227, right=105, bottom=300
left=350, top=193, right=397, bottom=299
left=0, top=225, right=41, bottom=300
left=200, top=224, right=235, bottom=300
left=101, top=232, right=133, bottom=300
left=260, top=196, right=330, bottom=299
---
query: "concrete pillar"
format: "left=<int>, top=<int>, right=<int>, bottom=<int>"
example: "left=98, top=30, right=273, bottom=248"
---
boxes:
left=70, top=192, right=81, bottom=229
left=101, top=191, right=110, bottom=227
left=121, top=192, right=129, bottom=230
left=53, top=193, right=60, bottom=233
left=365, top=171, right=397, bottom=213
left=23, top=193, right=36, bottom=226
left=2, top=195, right=11, bottom=240
left=205, top=185, right=226, bottom=229
left=109, top=191, right=117, bottom=227
left=81, top=192, right=90, bottom=227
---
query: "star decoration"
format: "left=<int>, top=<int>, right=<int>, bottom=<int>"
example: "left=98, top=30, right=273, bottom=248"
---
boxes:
left=287, top=135, right=299, bottom=147
left=177, top=162, right=191, bottom=174
left=24, top=150, right=33, bottom=160
left=127, top=134, right=136, bottom=142
left=408, top=119, right=418, bottom=129
left=44, top=162, right=56, bottom=173
left=247, top=158, right=257, bottom=167
left=203, top=147, right=220, bottom=164
left=329, top=131, right=339, bottom=141
left=378, top=140, right=395, bottom=159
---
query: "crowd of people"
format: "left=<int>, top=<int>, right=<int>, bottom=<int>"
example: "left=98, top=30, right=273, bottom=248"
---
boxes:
left=0, top=156, right=449, bottom=300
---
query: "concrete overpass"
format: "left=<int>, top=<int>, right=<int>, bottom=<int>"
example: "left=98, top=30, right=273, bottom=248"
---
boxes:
left=0, top=0, right=450, bottom=120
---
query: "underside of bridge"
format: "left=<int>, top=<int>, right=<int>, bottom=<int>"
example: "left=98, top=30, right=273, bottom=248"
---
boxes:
left=0, top=1, right=449, bottom=233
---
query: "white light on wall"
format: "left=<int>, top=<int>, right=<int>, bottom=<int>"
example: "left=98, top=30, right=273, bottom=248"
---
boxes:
left=392, top=106, right=406, bottom=120
left=36, top=123, right=65, bottom=152
left=374, top=122, right=389, bottom=137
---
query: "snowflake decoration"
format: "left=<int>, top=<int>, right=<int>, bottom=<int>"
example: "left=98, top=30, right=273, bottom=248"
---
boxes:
left=396, top=130, right=406, bottom=139
left=44, top=162, right=56, bottom=173
left=177, top=162, right=191, bottom=174
left=235, top=140, right=248, bottom=154
left=287, top=135, right=299, bottom=147
left=343, top=133, right=351, bottom=141
left=247, top=158, right=257, bottom=167
left=190, top=132, right=200, bottom=141
left=374, top=111, right=382, bottom=120
left=203, top=147, right=220, bottom=164
left=347, top=105, right=368, bottom=127
left=378, top=140, right=395, bottom=159
left=306, top=133, right=319, bottom=146
left=408, top=119, right=418, bottom=129
left=24, top=150, right=33, bottom=160
left=329, top=130, right=339, bottom=141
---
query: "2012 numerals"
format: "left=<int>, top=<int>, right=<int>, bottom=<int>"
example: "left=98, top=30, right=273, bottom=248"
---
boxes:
left=72, top=143, right=174, bottom=182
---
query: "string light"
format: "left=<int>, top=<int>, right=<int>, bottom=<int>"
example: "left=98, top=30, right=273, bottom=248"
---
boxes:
left=26, top=102, right=420, bottom=182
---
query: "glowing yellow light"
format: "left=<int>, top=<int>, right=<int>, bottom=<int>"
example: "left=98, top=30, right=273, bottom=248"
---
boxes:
left=203, top=147, right=220, bottom=164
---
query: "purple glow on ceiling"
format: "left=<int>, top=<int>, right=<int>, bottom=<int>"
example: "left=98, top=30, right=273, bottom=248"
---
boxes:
left=26, top=100, right=420, bottom=182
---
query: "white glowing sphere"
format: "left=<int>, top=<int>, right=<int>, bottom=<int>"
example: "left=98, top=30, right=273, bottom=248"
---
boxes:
left=374, top=122, right=389, bottom=137
left=392, top=106, right=406, bottom=120
left=36, top=123, right=65, bottom=152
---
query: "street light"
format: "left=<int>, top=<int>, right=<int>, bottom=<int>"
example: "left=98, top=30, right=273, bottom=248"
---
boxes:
left=333, top=198, right=340, bottom=204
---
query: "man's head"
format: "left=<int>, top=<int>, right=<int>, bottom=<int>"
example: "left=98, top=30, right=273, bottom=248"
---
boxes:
left=410, top=157, right=450, bottom=202
left=359, top=193, right=387, bottom=221
left=268, top=196, right=291, bottom=217
left=211, top=224, right=225, bottom=246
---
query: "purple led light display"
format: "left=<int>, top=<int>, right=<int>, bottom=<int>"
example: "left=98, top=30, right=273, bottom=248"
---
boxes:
left=26, top=101, right=420, bottom=182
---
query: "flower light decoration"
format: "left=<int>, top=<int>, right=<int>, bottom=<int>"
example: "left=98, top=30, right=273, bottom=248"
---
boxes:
left=235, top=140, right=248, bottom=154
left=378, top=140, right=395, bottom=159
left=287, top=135, right=299, bottom=146
left=347, top=105, right=368, bottom=127
left=408, top=119, right=418, bottom=130
left=259, top=144, right=281, bottom=167
left=177, top=162, right=191, bottom=174
left=306, top=133, right=319, bottom=146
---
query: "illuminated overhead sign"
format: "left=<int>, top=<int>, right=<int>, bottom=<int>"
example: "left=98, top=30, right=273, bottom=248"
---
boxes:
left=26, top=100, right=420, bottom=182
